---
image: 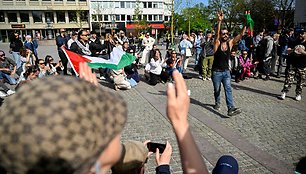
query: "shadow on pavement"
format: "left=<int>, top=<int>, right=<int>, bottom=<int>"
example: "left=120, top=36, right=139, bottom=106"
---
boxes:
left=150, top=90, right=229, bottom=118
left=232, top=83, right=279, bottom=98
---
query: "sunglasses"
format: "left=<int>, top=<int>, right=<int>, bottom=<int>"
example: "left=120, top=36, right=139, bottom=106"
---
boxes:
left=0, top=54, right=4, bottom=57
left=172, top=52, right=177, bottom=54
left=39, top=62, right=45, bottom=65
left=221, top=32, right=229, bottom=35
left=82, top=34, right=90, bottom=36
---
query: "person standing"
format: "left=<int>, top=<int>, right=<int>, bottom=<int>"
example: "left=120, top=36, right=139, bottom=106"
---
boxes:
left=140, top=33, right=155, bottom=65
left=56, top=28, right=69, bottom=75
left=24, top=35, right=38, bottom=63
left=9, top=32, right=23, bottom=71
left=280, top=29, right=306, bottom=101
left=179, top=34, right=193, bottom=72
left=277, top=29, right=294, bottom=78
left=200, top=31, right=214, bottom=81
left=194, top=30, right=204, bottom=68
left=212, top=11, right=246, bottom=116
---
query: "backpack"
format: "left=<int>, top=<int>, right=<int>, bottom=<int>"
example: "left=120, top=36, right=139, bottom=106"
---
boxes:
left=256, top=38, right=268, bottom=60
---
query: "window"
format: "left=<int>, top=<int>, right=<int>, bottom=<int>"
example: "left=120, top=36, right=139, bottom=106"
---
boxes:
left=92, top=15, right=97, bottom=22
left=165, top=16, right=168, bottom=21
left=68, top=11, right=77, bottom=22
left=115, top=1, right=119, bottom=8
left=32, top=11, right=43, bottom=23
left=159, top=15, right=162, bottom=21
left=115, top=15, right=120, bottom=21
left=120, top=1, right=125, bottom=8
left=0, top=12, right=4, bottom=22
left=143, top=15, right=147, bottom=20
left=126, top=2, right=130, bottom=8
left=104, top=15, right=108, bottom=21
left=80, top=11, right=88, bottom=22
left=121, top=15, right=125, bottom=21
left=143, top=2, right=147, bottom=8
left=138, top=15, right=141, bottom=20
left=148, top=15, right=152, bottom=21
left=57, top=11, right=66, bottom=23
left=153, top=2, right=157, bottom=8
left=45, top=12, right=54, bottom=23
left=127, top=15, right=131, bottom=21
left=98, top=14, right=102, bottom=21
left=158, top=2, right=163, bottom=8
left=20, top=11, right=30, bottom=22
left=154, top=15, right=158, bottom=21
left=148, top=2, right=152, bottom=8
left=131, top=2, right=135, bottom=8
left=7, top=12, right=17, bottom=23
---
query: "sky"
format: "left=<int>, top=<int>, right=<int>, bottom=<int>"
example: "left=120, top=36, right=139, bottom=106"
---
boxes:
left=176, top=0, right=209, bottom=9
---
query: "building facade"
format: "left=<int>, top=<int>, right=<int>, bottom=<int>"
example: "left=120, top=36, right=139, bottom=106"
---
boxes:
left=0, top=0, right=89, bottom=42
left=294, top=0, right=306, bottom=28
left=89, top=0, right=172, bottom=36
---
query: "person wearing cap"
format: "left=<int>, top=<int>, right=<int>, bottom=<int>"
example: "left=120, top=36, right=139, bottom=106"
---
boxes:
left=111, top=140, right=172, bottom=174
left=0, top=62, right=127, bottom=174
left=212, top=155, right=239, bottom=174
left=56, top=28, right=69, bottom=75
left=280, top=29, right=306, bottom=101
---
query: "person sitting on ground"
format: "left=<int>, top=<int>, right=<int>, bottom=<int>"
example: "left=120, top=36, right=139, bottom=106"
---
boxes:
left=0, top=80, right=15, bottom=98
left=37, top=59, right=51, bottom=78
left=235, top=50, right=253, bottom=83
left=45, top=55, right=62, bottom=75
left=0, top=50, right=17, bottom=85
left=145, top=49, right=167, bottom=85
left=110, top=68, right=132, bottom=90
left=111, top=140, right=172, bottom=174
left=15, top=65, right=39, bottom=90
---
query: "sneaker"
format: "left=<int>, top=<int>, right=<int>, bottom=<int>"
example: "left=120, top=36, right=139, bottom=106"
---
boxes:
left=296, top=95, right=301, bottom=101
left=206, top=77, right=211, bottom=81
left=213, top=103, right=220, bottom=110
left=0, top=91, right=7, bottom=98
left=99, top=76, right=106, bottom=80
left=198, top=75, right=203, bottom=80
left=280, top=92, right=286, bottom=100
left=228, top=107, right=241, bottom=116
left=6, top=90, right=15, bottom=96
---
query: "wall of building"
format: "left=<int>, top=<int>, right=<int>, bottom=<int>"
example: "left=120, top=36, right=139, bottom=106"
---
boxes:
left=294, top=0, right=306, bottom=28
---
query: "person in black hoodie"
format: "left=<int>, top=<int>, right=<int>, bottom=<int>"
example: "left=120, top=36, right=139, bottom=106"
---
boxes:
left=9, top=32, right=23, bottom=71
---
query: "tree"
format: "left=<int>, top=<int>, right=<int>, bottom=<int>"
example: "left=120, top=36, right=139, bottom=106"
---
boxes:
left=273, top=0, right=295, bottom=29
left=133, top=0, right=148, bottom=34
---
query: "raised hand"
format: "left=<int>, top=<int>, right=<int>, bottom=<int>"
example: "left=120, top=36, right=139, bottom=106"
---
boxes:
left=79, top=62, right=98, bottom=86
left=217, top=10, right=224, bottom=21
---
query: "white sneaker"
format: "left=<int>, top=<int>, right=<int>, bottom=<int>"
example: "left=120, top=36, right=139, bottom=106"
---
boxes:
left=280, top=92, right=286, bottom=100
left=6, top=90, right=15, bottom=96
left=296, top=95, right=301, bottom=101
left=206, top=77, right=212, bottom=81
left=0, top=91, right=7, bottom=98
left=99, top=76, right=106, bottom=80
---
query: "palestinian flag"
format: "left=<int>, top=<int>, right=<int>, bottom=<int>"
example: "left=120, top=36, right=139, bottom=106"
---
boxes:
left=62, top=47, right=136, bottom=76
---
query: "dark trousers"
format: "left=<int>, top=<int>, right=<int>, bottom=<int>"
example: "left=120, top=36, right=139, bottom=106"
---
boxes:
left=58, top=49, right=68, bottom=75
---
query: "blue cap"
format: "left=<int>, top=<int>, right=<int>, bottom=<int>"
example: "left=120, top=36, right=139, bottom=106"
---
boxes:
left=212, top=155, right=239, bottom=174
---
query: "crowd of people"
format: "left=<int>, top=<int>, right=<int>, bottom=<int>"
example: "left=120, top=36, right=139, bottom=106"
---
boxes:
left=0, top=9, right=306, bottom=174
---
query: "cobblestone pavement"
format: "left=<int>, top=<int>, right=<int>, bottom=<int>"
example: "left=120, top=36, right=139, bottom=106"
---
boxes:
left=0, top=42, right=305, bottom=173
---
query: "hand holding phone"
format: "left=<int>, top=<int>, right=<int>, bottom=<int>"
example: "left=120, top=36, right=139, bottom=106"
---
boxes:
left=147, top=142, right=166, bottom=153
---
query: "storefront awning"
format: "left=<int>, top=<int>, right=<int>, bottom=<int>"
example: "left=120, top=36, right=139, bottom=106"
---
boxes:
left=126, top=23, right=165, bottom=29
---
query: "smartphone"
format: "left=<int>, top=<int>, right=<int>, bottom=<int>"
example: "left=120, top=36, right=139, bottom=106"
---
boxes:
left=147, top=142, right=166, bottom=153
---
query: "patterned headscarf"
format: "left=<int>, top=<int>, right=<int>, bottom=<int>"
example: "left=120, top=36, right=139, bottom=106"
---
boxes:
left=0, top=76, right=127, bottom=174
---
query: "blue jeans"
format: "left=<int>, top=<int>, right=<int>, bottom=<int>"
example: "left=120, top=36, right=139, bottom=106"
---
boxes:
left=212, top=70, right=234, bottom=110
left=0, top=71, right=17, bottom=85
left=195, top=48, right=202, bottom=65
left=11, top=52, right=22, bottom=69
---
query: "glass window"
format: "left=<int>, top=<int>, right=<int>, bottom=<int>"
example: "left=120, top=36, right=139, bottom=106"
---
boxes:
left=131, top=2, right=135, bottom=8
left=57, top=11, right=66, bottom=23
left=33, top=11, right=43, bottom=23
left=153, top=2, right=157, bottom=8
left=148, top=15, right=152, bottom=21
left=92, top=15, right=97, bottom=21
left=165, top=16, right=168, bottom=21
left=148, top=2, right=152, bottom=8
left=127, top=15, right=131, bottom=21
left=115, top=1, right=119, bottom=8
left=115, top=15, right=120, bottom=21
left=45, top=12, right=54, bottom=23
left=154, top=15, right=158, bottom=21
left=143, top=2, right=147, bottom=8
left=158, top=2, right=163, bottom=8
left=120, top=1, right=125, bottom=8
left=20, top=11, right=30, bottom=22
left=68, top=11, right=77, bottom=22
left=0, top=12, right=4, bottom=22
left=143, top=15, right=147, bottom=20
left=80, top=11, right=88, bottom=22
left=98, top=14, right=102, bottom=21
left=109, top=1, right=114, bottom=8
left=126, top=2, right=130, bottom=8
left=121, top=15, right=125, bottom=21
left=159, top=15, right=162, bottom=21
left=7, top=12, right=17, bottom=23
left=104, top=15, right=108, bottom=21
